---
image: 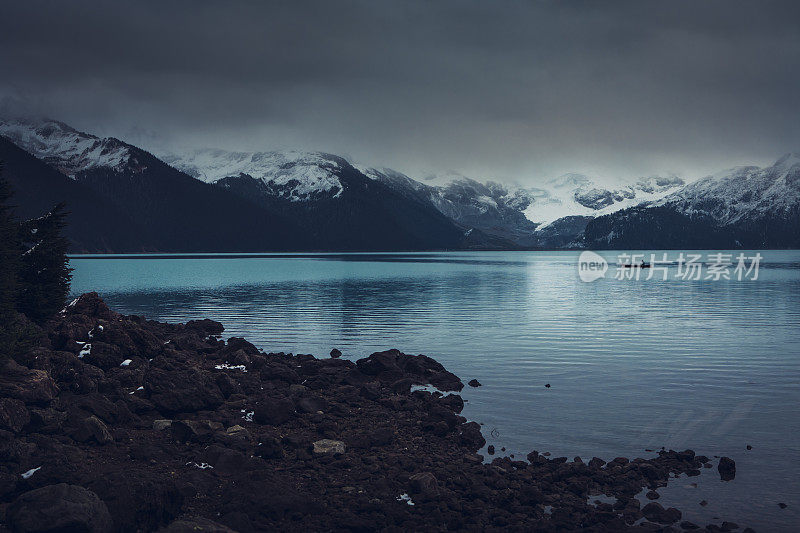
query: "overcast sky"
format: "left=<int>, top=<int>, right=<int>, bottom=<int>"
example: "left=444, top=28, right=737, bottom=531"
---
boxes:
left=1, top=0, right=799, bottom=184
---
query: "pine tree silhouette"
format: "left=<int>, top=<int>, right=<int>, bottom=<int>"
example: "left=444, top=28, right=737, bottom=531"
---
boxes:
left=17, top=202, right=73, bottom=324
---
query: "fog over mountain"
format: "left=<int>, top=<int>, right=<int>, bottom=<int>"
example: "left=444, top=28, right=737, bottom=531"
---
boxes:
left=1, top=0, right=799, bottom=185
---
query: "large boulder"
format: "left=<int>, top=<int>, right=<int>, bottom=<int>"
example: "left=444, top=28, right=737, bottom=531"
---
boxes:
left=64, top=292, right=118, bottom=320
left=0, top=360, right=58, bottom=404
left=88, top=471, right=184, bottom=533
left=71, top=416, right=114, bottom=445
left=718, top=457, right=736, bottom=481
left=7, top=483, right=113, bottom=533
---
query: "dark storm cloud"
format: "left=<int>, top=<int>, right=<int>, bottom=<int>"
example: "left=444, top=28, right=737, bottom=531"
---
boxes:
left=1, top=0, right=799, bottom=182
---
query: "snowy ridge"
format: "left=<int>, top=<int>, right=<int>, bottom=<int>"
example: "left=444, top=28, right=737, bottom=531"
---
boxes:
left=161, top=148, right=344, bottom=201
left=363, top=164, right=685, bottom=231
left=656, top=153, right=800, bottom=224
left=520, top=174, right=685, bottom=228
left=0, top=117, right=133, bottom=178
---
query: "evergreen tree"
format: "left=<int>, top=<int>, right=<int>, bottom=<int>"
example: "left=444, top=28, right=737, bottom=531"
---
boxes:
left=0, top=170, right=39, bottom=360
left=0, top=170, right=20, bottom=315
left=17, top=202, right=73, bottom=324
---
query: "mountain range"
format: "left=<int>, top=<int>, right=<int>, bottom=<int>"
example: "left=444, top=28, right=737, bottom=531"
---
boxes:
left=0, top=116, right=797, bottom=252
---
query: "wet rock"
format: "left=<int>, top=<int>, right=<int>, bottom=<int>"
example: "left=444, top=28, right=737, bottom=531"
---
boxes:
left=330, top=348, right=342, bottom=358
left=641, top=502, right=681, bottom=524
left=254, top=397, right=295, bottom=425
left=645, top=490, right=660, bottom=500
left=718, top=457, right=736, bottom=481
left=545, top=383, right=550, bottom=388
left=588, top=457, right=606, bottom=469
left=778, top=502, right=787, bottom=509
left=312, top=439, right=345, bottom=455
left=0, top=398, right=30, bottom=432
left=487, top=445, right=495, bottom=455
left=721, top=521, right=739, bottom=531
left=161, top=516, right=236, bottom=532
left=185, top=318, right=225, bottom=336
left=468, top=379, right=481, bottom=387
left=7, top=483, right=113, bottom=533
left=459, top=421, right=485, bottom=450
left=700, top=500, right=708, bottom=506
left=680, top=521, right=700, bottom=529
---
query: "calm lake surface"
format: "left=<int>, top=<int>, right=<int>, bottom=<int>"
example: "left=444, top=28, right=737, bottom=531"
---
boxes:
left=70, top=251, right=800, bottom=531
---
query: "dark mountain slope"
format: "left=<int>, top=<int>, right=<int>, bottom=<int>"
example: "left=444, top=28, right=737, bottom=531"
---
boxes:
left=0, top=136, right=144, bottom=252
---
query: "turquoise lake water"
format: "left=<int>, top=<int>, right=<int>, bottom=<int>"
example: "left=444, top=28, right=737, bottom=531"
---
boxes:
left=69, top=251, right=800, bottom=530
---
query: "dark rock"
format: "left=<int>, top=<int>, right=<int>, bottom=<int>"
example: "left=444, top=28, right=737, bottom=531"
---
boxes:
left=330, top=348, right=342, bottom=358
left=7, top=483, right=113, bottom=533
left=778, top=502, right=787, bottom=509
left=487, top=445, right=495, bottom=455
left=0, top=398, right=30, bottom=432
left=645, top=490, right=660, bottom=500
left=185, top=318, right=225, bottom=336
left=468, top=379, right=481, bottom=387
left=295, top=396, right=328, bottom=414
left=0, top=359, right=59, bottom=404
left=171, top=420, right=219, bottom=442
left=88, top=471, right=183, bottom=532
left=544, top=383, right=550, bottom=388
left=641, top=502, right=681, bottom=524
left=746, top=444, right=752, bottom=450
left=161, top=516, right=236, bottom=532
left=588, top=457, right=606, bottom=469
left=72, top=415, right=114, bottom=445
left=680, top=521, right=700, bottom=530
left=718, top=457, right=736, bottom=481
left=409, top=472, right=439, bottom=499
left=65, top=292, right=118, bottom=320
left=144, top=368, right=223, bottom=414
left=254, top=397, right=295, bottom=425
left=700, top=500, right=708, bottom=506
left=369, top=427, right=394, bottom=446
left=721, top=522, right=739, bottom=531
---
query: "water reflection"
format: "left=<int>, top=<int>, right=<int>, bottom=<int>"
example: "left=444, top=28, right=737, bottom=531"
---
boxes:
left=70, top=251, right=800, bottom=531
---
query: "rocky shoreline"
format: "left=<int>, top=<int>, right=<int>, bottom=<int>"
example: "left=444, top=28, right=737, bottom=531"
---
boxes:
left=0, top=293, right=750, bottom=532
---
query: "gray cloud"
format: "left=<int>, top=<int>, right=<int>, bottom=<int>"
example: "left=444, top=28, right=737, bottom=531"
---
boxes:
left=1, top=0, right=799, bottom=184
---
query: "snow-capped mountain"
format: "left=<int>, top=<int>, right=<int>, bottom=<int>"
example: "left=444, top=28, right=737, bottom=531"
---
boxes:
left=519, top=173, right=685, bottom=228
left=0, top=117, right=140, bottom=177
left=361, top=168, right=539, bottom=244
left=3, top=115, right=796, bottom=251
left=0, top=117, right=309, bottom=252
left=583, top=154, right=800, bottom=249
left=163, top=147, right=492, bottom=250
left=655, top=153, right=800, bottom=224
left=161, top=149, right=344, bottom=202
left=360, top=166, right=685, bottom=247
